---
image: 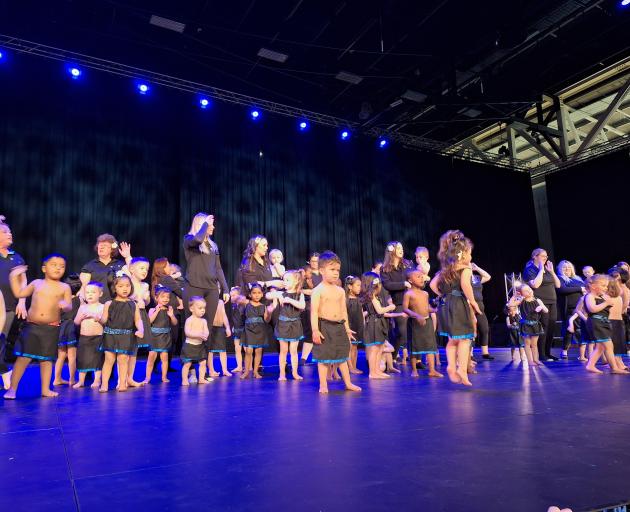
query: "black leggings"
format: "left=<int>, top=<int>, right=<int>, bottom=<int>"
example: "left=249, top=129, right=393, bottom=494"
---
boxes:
left=537, top=303, right=558, bottom=358
left=391, top=305, right=408, bottom=355
left=561, top=307, right=577, bottom=350
left=475, top=311, right=489, bottom=347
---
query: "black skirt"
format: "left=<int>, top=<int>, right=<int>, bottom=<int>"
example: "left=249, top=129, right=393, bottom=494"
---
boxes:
left=58, top=319, right=78, bottom=347
left=275, top=317, right=303, bottom=342
left=14, top=323, right=60, bottom=362
left=410, top=317, right=437, bottom=355
left=150, top=328, right=172, bottom=352
left=207, top=326, right=228, bottom=353
left=77, top=334, right=104, bottom=371
left=611, top=319, right=626, bottom=356
left=180, top=342, right=206, bottom=363
left=312, top=319, right=350, bottom=364
left=101, top=327, right=136, bottom=355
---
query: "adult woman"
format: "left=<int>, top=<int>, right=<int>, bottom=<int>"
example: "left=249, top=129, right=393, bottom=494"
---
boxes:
left=238, top=236, right=284, bottom=291
left=380, top=241, right=412, bottom=364
left=79, top=234, right=125, bottom=302
left=523, top=249, right=560, bottom=361
left=471, top=262, right=493, bottom=360
left=0, top=217, right=27, bottom=388
left=556, top=260, right=585, bottom=359
left=183, top=213, right=229, bottom=330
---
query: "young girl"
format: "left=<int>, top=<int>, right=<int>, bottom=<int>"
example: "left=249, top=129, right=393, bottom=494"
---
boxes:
left=513, top=284, right=548, bottom=366
left=73, top=282, right=105, bottom=388
left=606, top=276, right=628, bottom=372
left=567, top=295, right=592, bottom=362
left=181, top=296, right=210, bottom=385
left=345, top=275, right=364, bottom=375
left=241, top=283, right=275, bottom=379
left=99, top=274, right=143, bottom=393
left=144, top=287, right=178, bottom=383
left=151, top=257, right=184, bottom=354
left=429, top=230, right=481, bottom=386
left=54, top=274, right=82, bottom=386
left=228, top=286, right=246, bottom=372
left=584, top=274, right=624, bottom=374
left=505, top=303, right=526, bottom=362
left=269, top=249, right=286, bottom=279
left=361, top=272, right=395, bottom=379
left=206, top=299, right=232, bottom=378
left=271, top=270, right=305, bottom=381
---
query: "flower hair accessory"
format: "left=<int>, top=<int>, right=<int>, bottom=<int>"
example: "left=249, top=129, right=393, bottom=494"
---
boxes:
left=115, top=270, right=125, bottom=278
left=254, top=236, right=264, bottom=245
left=372, top=277, right=380, bottom=285
left=457, top=251, right=463, bottom=260
left=387, top=244, right=394, bottom=252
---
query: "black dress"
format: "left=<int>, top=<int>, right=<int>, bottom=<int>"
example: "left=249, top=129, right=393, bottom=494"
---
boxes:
left=519, top=299, right=544, bottom=337
left=274, top=292, right=304, bottom=343
left=150, top=309, right=172, bottom=352
left=585, top=296, right=612, bottom=343
left=243, top=303, right=269, bottom=348
left=437, top=271, right=475, bottom=340
left=58, top=296, right=81, bottom=347
left=346, top=297, right=364, bottom=345
left=363, top=298, right=388, bottom=346
left=101, top=300, right=137, bottom=355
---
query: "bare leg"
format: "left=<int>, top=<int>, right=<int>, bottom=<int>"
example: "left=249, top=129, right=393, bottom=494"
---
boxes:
left=586, top=344, right=604, bottom=373
left=67, top=347, right=77, bottom=385
left=208, top=352, right=219, bottom=377
left=100, top=352, right=116, bottom=392
left=427, top=354, right=443, bottom=377
left=181, top=362, right=191, bottom=385
left=160, top=353, right=170, bottom=382
left=578, top=344, right=587, bottom=361
left=456, top=340, right=472, bottom=386
left=445, top=340, right=461, bottom=383
left=524, top=337, right=534, bottom=364
left=385, top=352, right=400, bottom=373
left=241, top=348, right=253, bottom=379
left=53, top=347, right=69, bottom=385
left=289, top=343, right=302, bottom=380
left=301, top=343, right=313, bottom=362
left=402, top=347, right=408, bottom=365
left=3, top=356, right=31, bottom=399
left=198, top=361, right=209, bottom=383
left=530, top=336, right=541, bottom=365
left=410, top=356, right=419, bottom=377
left=232, top=339, right=243, bottom=371
left=39, top=361, right=58, bottom=397
left=73, top=371, right=87, bottom=389
left=144, top=351, right=158, bottom=383
left=339, top=362, right=361, bottom=391
left=367, top=346, right=381, bottom=379
left=219, top=352, right=231, bottom=376
left=317, top=363, right=329, bottom=393
left=604, top=341, right=625, bottom=374
left=253, top=348, right=263, bottom=378
left=278, top=341, right=288, bottom=381
left=127, top=355, right=143, bottom=387
left=117, top=355, right=130, bottom=391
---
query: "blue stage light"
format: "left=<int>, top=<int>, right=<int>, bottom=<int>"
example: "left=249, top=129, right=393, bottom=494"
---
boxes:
left=251, top=109, right=260, bottom=120
left=340, top=130, right=350, bottom=140
left=299, top=120, right=308, bottom=131
left=199, top=98, right=210, bottom=109
left=0, top=51, right=4, bottom=60
left=137, top=82, right=150, bottom=95
left=68, top=67, right=82, bottom=79
left=622, top=0, right=630, bottom=6
left=378, top=138, right=388, bottom=149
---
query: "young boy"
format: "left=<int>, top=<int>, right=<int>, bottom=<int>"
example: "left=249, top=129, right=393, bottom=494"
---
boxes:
left=402, top=269, right=443, bottom=378
left=310, top=251, right=361, bottom=394
left=181, top=296, right=210, bottom=386
left=4, top=254, right=72, bottom=399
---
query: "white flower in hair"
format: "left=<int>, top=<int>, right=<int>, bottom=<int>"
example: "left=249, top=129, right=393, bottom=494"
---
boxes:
left=387, top=244, right=394, bottom=252
left=372, top=278, right=380, bottom=285
left=115, top=270, right=125, bottom=277
left=457, top=251, right=463, bottom=260
left=111, top=242, right=118, bottom=249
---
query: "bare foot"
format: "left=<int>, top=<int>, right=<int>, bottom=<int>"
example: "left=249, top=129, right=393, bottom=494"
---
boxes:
left=387, top=367, right=401, bottom=374
left=162, top=378, right=170, bottom=383
left=141, top=379, right=150, bottom=385
left=292, top=373, right=303, bottom=381
left=41, top=389, right=59, bottom=398
left=127, top=379, right=143, bottom=388
left=611, top=369, right=628, bottom=375
left=447, top=368, right=461, bottom=384
left=181, top=380, right=189, bottom=386
left=349, top=368, right=362, bottom=374
left=240, top=372, right=249, bottom=380
left=3, top=389, right=16, bottom=400
left=99, top=386, right=108, bottom=393
left=222, top=371, right=232, bottom=377
left=457, top=368, right=472, bottom=386
left=577, top=357, right=588, bottom=362
left=411, top=371, right=419, bottom=378
left=586, top=366, right=603, bottom=374
left=369, top=373, right=388, bottom=379
left=2, top=371, right=12, bottom=390
left=231, top=367, right=242, bottom=373
left=254, top=372, right=263, bottom=379
left=278, top=376, right=287, bottom=381
left=209, top=372, right=220, bottom=378
left=198, top=378, right=209, bottom=385
left=319, top=386, right=329, bottom=393
left=428, top=371, right=444, bottom=378
left=345, top=383, right=362, bottom=392
left=117, top=386, right=128, bottom=392
left=72, top=382, right=84, bottom=389
left=332, top=373, right=341, bottom=381
left=90, top=381, right=101, bottom=389
left=53, top=379, right=69, bottom=386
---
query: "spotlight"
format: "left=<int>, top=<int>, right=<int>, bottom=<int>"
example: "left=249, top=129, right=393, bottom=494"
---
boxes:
left=250, top=109, right=260, bottom=120
left=68, top=66, right=82, bottom=79
left=0, top=51, right=4, bottom=60
left=378, top=138, right=388, bottom=149
left=298, top=120, right=308, bottom=131
left=340, top=130, right=350, bottom=140
left=199, top=97, right=210, bottom=109
left=137, top=82, right=150, bottom=95
left=621, top=0, right=630, bottom=6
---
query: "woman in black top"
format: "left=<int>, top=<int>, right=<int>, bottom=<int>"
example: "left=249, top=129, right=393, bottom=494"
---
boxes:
left=238, top=235, right=285, bottom=291
left=79, top=233, right=125, bottom=303
left=183, top=213, right=229, bottom=330
left=556, top=260, right=585, bottom=358
left=471, top=262, right=493, bottom=360
left=380, top=241, right=412, bottom=364
left=522, top=248, right=561, bottom=361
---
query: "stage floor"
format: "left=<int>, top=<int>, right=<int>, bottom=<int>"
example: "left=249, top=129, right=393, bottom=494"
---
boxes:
left=1, top=349, right=629, bottom=512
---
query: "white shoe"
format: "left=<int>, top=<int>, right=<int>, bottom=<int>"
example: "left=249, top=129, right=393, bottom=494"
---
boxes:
left=189, top=375, right=198, bottom=384
left=205, top=377, right=214, bottom=382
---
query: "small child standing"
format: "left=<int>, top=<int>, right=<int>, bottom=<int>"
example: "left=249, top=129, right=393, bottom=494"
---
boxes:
left=228, top=287, right=246, bottom=373
left=206, top=299, right=232, bottom=378
left=567, top=295, right=591, bottom=361
left=241, top=284, right=275, bottom=380
left=505, top=303, right=526, bottom=362
left=514, top=284, right=548, bottom=366
left=5, top=254, right=72, bottom=399
left=144, top=287, right=178, bottom=383
left=73, top=282, right=105, bottom=388
left=273, top=270, right=305, bottom=381
left=310, top=251, right=361, bottom=394
left=345, top=275, right=364, bottom=375
left=181, top=296, right=210, bottom=385
left=403, top=269, right=443, bottom=378
left=54, top=274, right=82, bottom=387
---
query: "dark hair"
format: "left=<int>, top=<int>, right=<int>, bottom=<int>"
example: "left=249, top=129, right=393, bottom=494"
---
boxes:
left=240, top=235, right=269, bottom=272
left=42, top=253, right=66, bottom=264
left=308, top=252, right=320, bottom=261
left=382, top=241, right=411, bottom=273
left=437, top=230, right=473, bottom=286
left=108, top=273, right=134, bottom=298
left=93, top=233, right=119, bottom=258
left=318, top=250, right=341, bottom=270
left=359, top=271, right=381, bottom=304
left=64, top=273, right=82, bottom=295
left=154, top=285, right=172, bottom=298
left=372, top=260, right=383, bottom=270
left=246, top=282, right=264, bottom=299
left=344, top=275, right=361, bottom=296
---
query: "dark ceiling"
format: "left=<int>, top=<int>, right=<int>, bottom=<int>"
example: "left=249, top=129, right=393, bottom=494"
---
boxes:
left=1, top=0, right=630, bottom=143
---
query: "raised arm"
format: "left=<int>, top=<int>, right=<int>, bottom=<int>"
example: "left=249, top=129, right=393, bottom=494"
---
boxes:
left=585, top=293, right=613, bottom=313
left=183, top=221, right=209, bottom=249
left=527, top=264, right=544, bottom=289
left=429, top=273, right=441, bottom=296
left=9, top=266, right=34, bottom=298
left=472, top=263, right=491, bottom=284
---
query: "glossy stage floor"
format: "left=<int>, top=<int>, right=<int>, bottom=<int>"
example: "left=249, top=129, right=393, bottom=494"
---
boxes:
left=1, top=348, right=629, bottom=512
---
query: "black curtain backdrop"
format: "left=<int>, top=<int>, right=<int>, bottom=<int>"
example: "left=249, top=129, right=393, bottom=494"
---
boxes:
left=0, top=55, right=538, bottom=323
left=547, top=150, right=630, bottom=273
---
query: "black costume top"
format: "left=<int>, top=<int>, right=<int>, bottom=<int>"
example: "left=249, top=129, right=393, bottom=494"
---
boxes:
left=183, top=222, right=228, bottom=293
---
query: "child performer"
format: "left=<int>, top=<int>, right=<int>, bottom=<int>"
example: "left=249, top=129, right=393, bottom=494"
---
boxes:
left=567, top=295, right=592, bottom=362
left=273, top=270, right=305, bottom=381
left=269, top=249, right=286, bottom=279
left=144, top=287, right=178, bottom=383
left=403, top=269, right=443, bottom=378
left=73, top=282, right=105, bottom=388
left=300, top=264, right=315, bottom=365
left=430, top=231, right=480, bottom=386
left=241, top=283, right=275, bottom=379
left=206, top=299, right=232, bottom=378
left=505, top=303, right=526, bottom=362
left=5, top=255, right=72, bottom=399
left=99, top=274, right=144, bottom=392
left=361, top=272, right=395, bottom=379
left=54, top=274, right=82, bottom=386
left=584, top=274, right=624, bottom=374
left=181, top=296, right=210, bottom=385
left=606, top=275, right=628, bottom=372
left=228, top=286, right=246, bottom=372
left=310, top=251, right=361, bottom=394
left=513, top=284, right=547, bottom=366
left=345, top=275, right=364, bottom=374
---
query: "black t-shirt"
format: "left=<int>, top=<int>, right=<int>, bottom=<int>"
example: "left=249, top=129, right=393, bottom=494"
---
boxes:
left=523, top=262, right=557, bottom=305
left=0, top=250, right=25, bottom=311
left=81, top=258, right=125, bottom=302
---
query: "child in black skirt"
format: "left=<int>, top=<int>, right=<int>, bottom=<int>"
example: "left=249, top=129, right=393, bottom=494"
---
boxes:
left=241, top=283, right=275, bottom=380
left=345, top=275, right=364, bottom=375
left=99, top=274, right=144, bottom=392
left=206, top=299, right=232, bottom=379
left=73, top=282, right=105, bottom=388
left=512, top=284, right=547, bottom=367
left=181, top=296, right=210, bottom=385
left=403, top=269, right=443, bottom=378
left=144, top=287, right=178, bottom=384
left=228, top=287, right=246, bottom=373
left=567, top=296, right=592, bottom=361
left=606, top=276, right=628, bottom=372
left=505, top=303, right=525, bottom=362
left=5, top=254, right=72, bottom=399
left=54, top=273, right=82, bottom=387
left=310, top=251, right=361, bottom=394
left=272, top=270, right=305, bottom=381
